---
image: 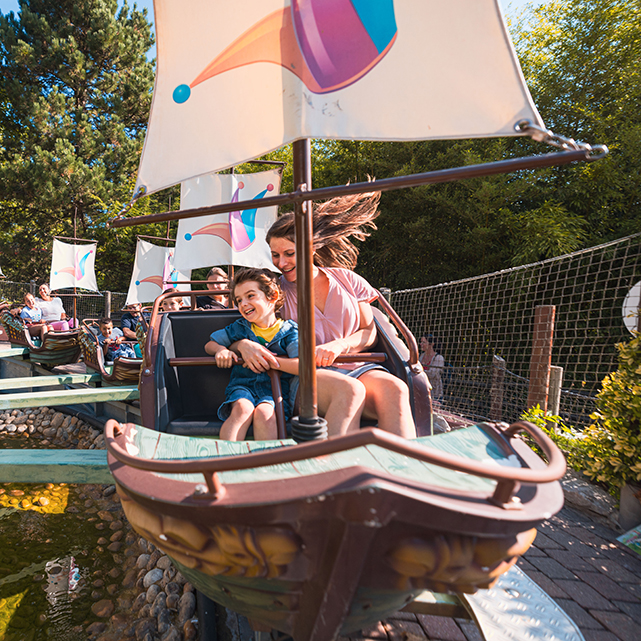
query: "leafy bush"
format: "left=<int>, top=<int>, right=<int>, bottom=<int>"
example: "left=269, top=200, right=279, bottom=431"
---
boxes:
left=521, top=332, right=641, bottom=496
left=583, top=332, right=641, bottom=492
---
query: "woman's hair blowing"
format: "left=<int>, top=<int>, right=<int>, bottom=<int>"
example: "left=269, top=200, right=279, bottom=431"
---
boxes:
left=266, top=190, right=380, bottom=270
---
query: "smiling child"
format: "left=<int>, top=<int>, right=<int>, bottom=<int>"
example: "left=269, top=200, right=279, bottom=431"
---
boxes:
left=205, top=268, right=298, bottom=441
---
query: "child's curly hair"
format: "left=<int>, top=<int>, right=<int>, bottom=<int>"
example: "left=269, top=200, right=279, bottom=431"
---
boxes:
left=230, top=268, right=284, bottom=312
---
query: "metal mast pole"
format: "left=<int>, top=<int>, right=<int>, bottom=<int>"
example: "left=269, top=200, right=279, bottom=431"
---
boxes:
left=291, top=139, right=327, bottom=441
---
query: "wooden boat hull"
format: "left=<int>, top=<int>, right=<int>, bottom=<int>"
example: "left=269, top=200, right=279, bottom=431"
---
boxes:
left=26, top=330, right=81, bottom=367
left=107, top=421, right=565, bottom=641
left=79, top=325, right=142, bottom=384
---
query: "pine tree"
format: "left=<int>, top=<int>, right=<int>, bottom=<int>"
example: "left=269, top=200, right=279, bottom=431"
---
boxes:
left=0, top=0, right=155, bottom=287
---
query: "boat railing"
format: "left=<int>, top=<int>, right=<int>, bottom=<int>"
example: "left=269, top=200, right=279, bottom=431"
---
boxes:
left=105, top=419, right=566, bottom=509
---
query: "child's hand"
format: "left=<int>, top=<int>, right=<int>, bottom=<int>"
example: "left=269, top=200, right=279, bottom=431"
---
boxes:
left=215, top=348, right=238, bottom=368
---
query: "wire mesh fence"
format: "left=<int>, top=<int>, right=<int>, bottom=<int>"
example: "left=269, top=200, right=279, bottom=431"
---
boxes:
left=390, top=233, right=641, bottom=429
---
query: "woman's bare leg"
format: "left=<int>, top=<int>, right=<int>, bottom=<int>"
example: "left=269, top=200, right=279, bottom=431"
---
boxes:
left=316, top=370, right=366, bottom=437
left=359, top=370, right=416, bottom=439
left=220, top=398, right=255, bottom=441
left=252, top=402, right=278, bottom=441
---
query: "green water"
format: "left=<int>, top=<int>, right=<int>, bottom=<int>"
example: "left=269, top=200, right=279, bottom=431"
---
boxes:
left=0, top=437, right=133, bottom=641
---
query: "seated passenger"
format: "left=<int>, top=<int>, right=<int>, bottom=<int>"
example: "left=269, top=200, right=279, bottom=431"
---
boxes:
left=97, top=317, right=137, bottom=362
left=20, top=292, right=51, bottom=339
left=204, top=268, right=298, bottom=441
left=36, top=284, right=74, bottom=330
left=161, top=297, right=182, bottom=312
left=196, top=267, right=229, bottom=310
left=120, top=303, right=150, bottom=340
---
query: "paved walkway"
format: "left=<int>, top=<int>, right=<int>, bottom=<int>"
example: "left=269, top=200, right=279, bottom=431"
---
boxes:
left=343, top=507, right=641, bottom=641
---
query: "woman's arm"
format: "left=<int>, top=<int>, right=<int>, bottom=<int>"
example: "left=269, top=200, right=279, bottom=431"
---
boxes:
left=315, top=301, right=377, bottom=366
left=272, top=356, right=298, bottom=375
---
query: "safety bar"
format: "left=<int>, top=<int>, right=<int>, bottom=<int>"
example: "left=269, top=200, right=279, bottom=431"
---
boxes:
left=167, top=353, right=387, bottom=367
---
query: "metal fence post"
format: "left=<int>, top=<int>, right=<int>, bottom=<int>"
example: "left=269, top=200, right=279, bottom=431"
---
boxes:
left=29, top=280, right=36, bottom=296
left=104, top=291, right=111, bottom=318
left=490, top=355, right=506, bottom=421
left=547, top=365, right=563, bottom=433
left=379, top=287, right=392, bottom=303
left=527, top=305, right=556, bottom=412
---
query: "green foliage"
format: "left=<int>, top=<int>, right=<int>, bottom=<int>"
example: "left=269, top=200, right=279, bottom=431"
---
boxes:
left=519, top=405, right=594, bottom=474
left=521, top=331, right=641, bottom=495
left=0, top=0, right=157, bottom=290
left=582, top=332, right=641, bottom=491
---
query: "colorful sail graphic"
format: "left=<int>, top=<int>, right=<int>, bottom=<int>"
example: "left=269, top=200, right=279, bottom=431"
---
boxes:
left=49, top=239, right=99, bottom=292
left=174, top=170, right=281, bottom=271
left=172, top=0, right=397, bottom=102
left=135, top=0, right=544, bottom=197
left=126, top=240, right=192, bottom=305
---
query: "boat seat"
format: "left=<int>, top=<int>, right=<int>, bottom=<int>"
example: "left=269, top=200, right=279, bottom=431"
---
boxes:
left=153, top=307, right=421, bottom=437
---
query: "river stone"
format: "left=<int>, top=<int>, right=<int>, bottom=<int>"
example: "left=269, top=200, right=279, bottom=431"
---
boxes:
left=110, top=530, right=124, bottom=542
left=107, top=567, right=120, bottom=579
left=139, top=603, right=152, bottom=618
left=162, top=566, right=176, bottom=586
left=177, top=592, right=196, bottom=623
left=86, top=622, right=107, bottom=635
left=146, top=549, right=162, bottom=570
left=6, top=425, right=16, bottom=433
left=132, top=592, right=147, bottom=612
left=103, top=485, right=116, bottom=497
left=165, top=582, right=180, bottom=596
left=143, top=568, right=163, bottom=588
left=14, top=415, right=28, bottom=425
left=109, top=520, right=123, bottom=531
left=156, top=555, right=172, bottom=571
left=134, top=617, right=157, bottom=641
left=98, top=510, right=114, bottom=522
left=43, top=427, right=57, bottom=438
left=51, top=413, right=64, bottom=429
left=166, top=593, right=179, bottom=610
left=97, top=538, right=108, bottom=546
left=27, top=425, right=36, bottom=434
left=122, top=569, right=138, bottom=589
left=137, top=554, right=151, bottom=569
left=161, top=628, right=181, bottom=641
left=106, top=584, right=119, bottom=596
left=157, top=608, right=172, bottom=635
left=151, top=591, right=167, bottom=617
left=107, top=542, right=122, bottom=553
left=146, top=583, right=161, bottom=603
left=183, top=619, right=197, bottom=640
left=91, top=599, right=114, bottom=618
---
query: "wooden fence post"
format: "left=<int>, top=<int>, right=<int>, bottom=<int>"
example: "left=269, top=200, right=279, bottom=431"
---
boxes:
left=527, top=305, right=555, bottom=412
left=29, top=280, right=36, bottom=296
left=490, top=355, right=506, bottom=421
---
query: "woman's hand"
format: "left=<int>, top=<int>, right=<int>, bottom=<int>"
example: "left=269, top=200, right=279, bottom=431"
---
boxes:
left=215, top=348, right=238, bottom=369
left=236, top=339, right=279, bottom=373
left=315, top=339, right=346, bottom=368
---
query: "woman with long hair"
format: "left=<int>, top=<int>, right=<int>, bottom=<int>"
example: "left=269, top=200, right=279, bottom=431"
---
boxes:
left=234, top=191, right=416, bottom=439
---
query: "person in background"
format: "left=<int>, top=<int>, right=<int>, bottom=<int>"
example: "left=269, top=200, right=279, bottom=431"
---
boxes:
left=97, top=317, right=137, bottom=362
left=419, top=334, right=445, bottom=403
left=20, top=292, right=51, bottom=338
left=120, top=303, right=150, bottom=340
left=161, top=297, right=182, bottom=312
left=196, top=267, right=229, bottom=310
left=36, top=283, right=73, bottom=330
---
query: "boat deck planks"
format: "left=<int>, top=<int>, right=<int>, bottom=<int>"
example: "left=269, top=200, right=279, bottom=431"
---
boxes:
left=0, top=449, right=112, bottom=484
left=0, top=372, right=102, bottom=390
left=0, top=385, right=139, bottom=410
left=128, top=424, right=518, bottom=492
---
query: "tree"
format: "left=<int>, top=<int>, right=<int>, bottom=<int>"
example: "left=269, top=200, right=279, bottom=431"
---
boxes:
left=0, top=0, right=160, bottom=290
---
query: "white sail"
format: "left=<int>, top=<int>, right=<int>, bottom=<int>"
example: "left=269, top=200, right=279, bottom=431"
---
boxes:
left=49, top=239, right=99, bottom=292
left=173, top=170, right=281, bottom=271
left=0, top=264, right=4, bottom=278
left=126, top=240, right=192, bottom=305
left=135, top=0, right=543, bottom=196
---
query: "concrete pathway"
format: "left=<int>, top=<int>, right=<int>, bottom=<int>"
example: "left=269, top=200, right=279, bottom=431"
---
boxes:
left=341, top=507, right=641, bottom=641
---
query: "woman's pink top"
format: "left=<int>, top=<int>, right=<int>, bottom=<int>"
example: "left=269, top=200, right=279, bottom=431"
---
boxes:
left=280, top=267, right=378, bottom=346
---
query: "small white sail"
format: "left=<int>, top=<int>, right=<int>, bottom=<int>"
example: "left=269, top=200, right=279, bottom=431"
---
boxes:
left=126, top=240, right=192, bottom=305
left=135, top=0, right=543, bottom=196
left=49, top=239, right=99, bottom=292
left=0, top=264, right=4, bottom=278
left=173, top=169, right=281, bottom=271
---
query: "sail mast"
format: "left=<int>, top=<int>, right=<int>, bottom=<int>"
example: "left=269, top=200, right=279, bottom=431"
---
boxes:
left=291, top=139, right=327, bottom=441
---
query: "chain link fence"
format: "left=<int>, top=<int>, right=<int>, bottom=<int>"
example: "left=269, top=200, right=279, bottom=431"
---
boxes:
left=390, top=233, right=641, bottom=428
